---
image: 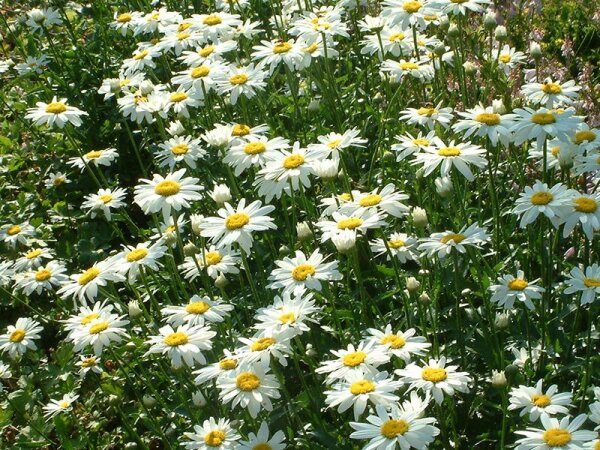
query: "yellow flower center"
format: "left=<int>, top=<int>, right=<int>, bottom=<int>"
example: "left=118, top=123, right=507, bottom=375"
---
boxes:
left=149, top=12, right=160, bottom=20
left=81, top=313, right=100, bottom=325
left=531, top=113, right=556, bottom=125
left=219, top=358, right=238, bottom=370
left=421, top=367, right=447, bottom=382
left=531, top=394, right=551, bottom=407
left=127, top=248, right=148, bottom=262
left=191, top=66, right=210, bottom=78
left=99, top=194, right=113, bottom=204
left=171, top=143, right=189, bottom=155
left=120, top=79, right=131, bottom=87
left=45, top=102, right=67, bottom=114
left=574, top=130, right=596, bottom=144
left=164, top=331, right=189, bottom=346
left=440, top=233, right=466, bottom=244
left=205, top=251, right=223, bottom=265
left=423, top=14, right=438, bottom=20
left=541, top=83, right=562, bottom=94
left=337, top=218, right=364, bottom=230
left=58, top=400, right=70, bottom=409
left=327, top=139, right=342, bottom=148
left=399, top=62, right=419, bottom=70
left=78, top=267, right=100, bottom=285
left=438, top=146, right=461, bottom=157
left=35, top=269, right=52, bottom=281
left=292, top=264, right=316, bottom=281
left=508, top=278, right=528, bottom=291
left=251, top=337, right=275, bottom=351
left=574, top=197, right=598, bottom=213
left=7, top=225, right=21, bottom=235
left=583, top=278, right=600, bottom=288
left=81, top=357, right=96, bottom=368
left=9, top=329, right=26, bottom=343
left=244, top=142, right=266, bottom=155
left=199, top=46, right=215, bottom=57
left=225, top=212, right=250, bottom=230
left=403, top=1, right=423, bottom=12
left=279, top=312, right=296, bottom=323
left=178, top=22, right=192, bottom=32
left=186, top=301, right=210, bottom=314
left=339, top=193, right=352, bottom=201
left=389, top=32, right=405, bottom=42
left=475, top=113, right=501, bottom=126
left=229, top=74, right=249, bottom=85
left=170, top=92, right=188, bottom=103
left=236, top=372, right=261, bottom=391
left=283, top=154, right=305, bottom=169
left=253, top=444, right=272, bottom=450
left=134, top=95, right=148, bottom=104
left=417, top=107, right=437, bottom=117
left=133, top=50, right=148, bottom=60
left=273, top=41, right=293, bottom=54
left=203, top=15, right=222, bottom=25
left=381, top=419, right=410, bottom=438
left=89, top=321, right=109, bottom=335
left=204, top=430, right=226, bottom=447
left=53, top=176, right=65, bottom=186
left=26, top=249, right=43, bottom=259
left=303, top=42, right=319, bottom=53
left=232, top=124, right=250, bottom=136
left=542, top=429, right=571, bottom=447
left=176, top=32, right=190, bottom=41
left=350, top=380, right=376, bottom=395
left=551, top=146, right=560, bottom=157
left=595, top=441, right=600, bottom=450
left=380, top=334, right=406, bottom=349
left=85, top=150, right=103, bottom=159
left=359, top=194, right=382, bottom=207
left=451, top=0, right=468, bottom=3
left=388, top=239, right=406, bottom=249
left=531, top=192, right=553, bottom=205
left=343, top=351, right=367, bottom=367
left=166, top=225, right=177, bottom=234
left=499, top=54, right=512, bottom=63
left=154, top=180, right=181, bottom=197
left=117, top=13, right=132, bottom=23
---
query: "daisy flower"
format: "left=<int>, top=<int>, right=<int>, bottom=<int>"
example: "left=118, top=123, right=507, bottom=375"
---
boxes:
left=0, top=222, right=35, bottom=248
left=120, top=47, right=161, bottom=76
left=25, top=96, right=87, bottom=128
left=194, top=350, right=239, bottom=385
left=238, top=421, right=286, bottom=450
left=162, top=88, right=203, bottom=118
left=267, top=249, right=342, bottom=296
left=68, top=148, right=119, bottom=171
left=360, top=27, right=412, bottom=60
left=161, top=295, right=234, bottom=327
left=193, top=12, right=242, bottom=40
left=308, top=128, right=367, bottom=161
left=200, top=199, right=276, bottom=254
left=381, top=0, right=438, bottom=29
left=325, top=370, right=401, bottom=420
left=494, top=45, right=527, bottom=75
left=0, top=362, right=12, bottom=392
left=171, top=60, right=225, bottom=94
left=253, top=292, right=322, bottom=335
left=215, top=63, right=267, bottom=105
left=14, top=260, right=69, bottom=295
left=178, top=41, right=238, bottom=67
left=289, top=10, right=349, bottom=41
left=490, top=271, right=544, bottom=310
left=521, top=78, right=581, bottom=108
left=418, top=223, right=490, bottom=259
left=145, top=323, right=216, bottom=368
left=570, top=123, right=600, bottom=153
left=508, top=379, right=572, bottom=421
left=133, top=169, right=203, bottom=222
left=13, top=246, right=53, bottom=271
left=0, top=318, right=43, bottom=358
left=44, top=172, right=70, bottom=188
left=412, top=137, right=487, bottom=181
left=381, top=58, right=434, bottom=82
left=43, top=394, right=79, bottom=420
left=115, top=241, right=168, bottom=283
left=235, top=330, right=294, bottom=366
left=564, top=264, right=600, bottom=305
left=109, top=11, right=141, bottom=36
left=25, top=8, right=63, bottom=32
left=71, top=313, right=129, bottom=355
left=317, top=210, right=386, bottom=243
left=400, top=102, right=454, bottom=130
left=182, top=417, right=240, bottom=450
left=179, top=246, right=241, bottom=280
left=217, top=362, right=281, bottom=418
left=510, top=107, right=582, bottom=146
left=341, top=184, right=410, bottom=218
left=514, top=414, right=595, bottom=450
left=317, top=341, right=391, bottom=382
left=366, top=325, right=431, bottom=362
left=63, top=301, right=116, bottom=340
left=512, top=181, right=572, bottom=228
left=76, top=355, right=103, bottom=376
left=224, top=136, right=290, bottom=176
left=58, top=259, right=125, bottom=305
left=370, top=232, right=419, bottom=263
left=453, top=105, right=516, bottom=147
left=391, top=130, right=436, bottom=161
left=557, top=191, right=600, bottom=240
left=396, top=357, right=471, bottom=404
left=349, top=404, right=439, bottom=450
left=252, top=39, right=304, bottom=73
left=81, top=187, right=127, bottom=221
left=438, top=0, right=489, bottom=15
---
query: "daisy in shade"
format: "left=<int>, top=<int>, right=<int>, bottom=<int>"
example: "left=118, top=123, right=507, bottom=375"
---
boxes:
left=412, top=137, right=487, bottom=181
left=14, top=260, right=69, bottom=295
left=217, top=362, right=281, bottom=418
left=0, top=222, right=36, bottom=248
left=133, top=169, right=203, bottom=222
left=161, top=295, right=234, bottom=327
left=521, top=78, right=581, bottom=108
left=361, top=26, right=412, bottom=60
left=453, top=105, right=516, bottom=147
left=251, top=38, right=304, bottom=73
left=179, top=246, right=241, bottom=280
left=317, top=210, right=386, bottom=243
left=0, top=318, right=43, bottom=358
left=68, top=148, right=119, bottom=171
left=564, top=264, right=600, bottom=305
left=309, top=128, right=368, bottom=161
left=26, top=7, right=63, bottom=32
left=341, top=184, right=410, bottom=218
left=325, top=370, right=401, bottom=420
left=63, top=300, right=115, bottom=341
left=512, top=181, right=572, bottom=228
left=494, top=45, right=527, bottom=75
left=44, top=172, right=71, bottom=188
left=215, top=63, right=267, bottom=105
left=574, top=153, right=600, bottom=176
left=418, top=223, right=490, bottom=259
left=396, top=357, right=471, bottom=405
left=0, top=261, right=13, bottom=287
left=510, top=107, right=582, bottom=146
left=115, top=241, right=168, bottom=283
left=76, top=355, right=103, bottom=376
left=400, top=102, right=454, bottom=130
left=253, top=292, right=322, bottom=335
left=81, top=187, right=127, bottom=221
left=349, top=404, right=439, bottom=450
left=317, top=341, right=391, bottom=382
left=381, top=58, right=434, bottom=82
left=25, top=96, right=87, bottom=128
left=267, top=249, right=342, bottom=295
left=224, top=135, right=290, bottom=176
left=514, top=414, right=595, bottom=450
left=58, top=259, right=125, bottom=305
left=71, top=313, right=129, bottom=355
left=238, top=421, right=286, bottom=450
left=194, top=350, right=238, bottom=385
left=43, top=394, right=79, bottom=420
left=182, top=417, right=240, bottom=450
left=370, top=232, right=419, bottom=264
left=570, top=123, right=600, bottom=153
left=489, top=271, right=544, bottom=310
left=200, top=199, right=276, bottom=254
left=155, top=135, right=206, bottom=169
left=391, top=130, right=435, bottom=161
left=366, top=325, right=431, bottom=363
left=508, top=379, right=572, bottom=421
left=13, top=246, right=53, bottom=271
left=557, top=191, right=600, bottom=240
left=145, top=323, right=216, bottom=368
left=235, top=330, right=294, bottom=366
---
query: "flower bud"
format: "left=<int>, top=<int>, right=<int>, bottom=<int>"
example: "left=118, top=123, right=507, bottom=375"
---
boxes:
left=314, top=159, right=339, bottom=180
left=308, top=99, right=320, bottom=112
left=434, top=44, right=446, bottom=57
left=494, top=312, right=510, bottom=329
left=411, top=207, right=428, bottom=228
left=190, top=214, right=204, bottom=236
left=494, top=26, right=507, bottom=41
left=192, top=391, right=206, bottom=407
left=108, top=78, right=122, bottom=93
left=530, top=42, right=542, bottom=60
left=418, top=292, right=430, bottom=304
left=128, top=300, right=143, bottom=319
left=183, top=242, right=199, bottom=257
left=142, top=395, right=156, bottom=407
left=215, top=273, right=228, bottom=288
left=490, top=370, right=507, bottom=388
left=167, top=120, right=185, bottom=136
left=448, top=24, right=459, bottom=38
left=483, top=12, right=497, bottom=30
left=492, top=99, right=506, bottom=114
left=210, top=184, right=232, bottom=206
left=332, top=232, right=356, bottom=253
left=435, top=177, right=453, bottom=198
left=139, top=80, right=154, bottom=95
left=406, top=277, right=421, bottom=293
left=504, top=364, right=519, bottom=376
left=463, top=61, right=477, bottom=75
left=297, top=221, right=313, bottom=241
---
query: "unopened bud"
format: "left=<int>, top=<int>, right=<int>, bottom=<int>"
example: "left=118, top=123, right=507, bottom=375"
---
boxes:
left=435, top=177, right=453, bottom=198
left=142, top=394, right=156, bottom=407
left=215, top=273, right=228, bottom=288
left=490, top=370, right=507, bottom=388
left=494, top=26, right=507, bottom=41
left=332, top=232, right=356, bottom=253
left=411, top=207, right=428, bottom=227
left=418, top=292, right=430, bottom=304
left=530, top=42, right=542, bottom=60
left=297, top=222, right=313, bottom=241
left=211, top=184, right=232, bottom=206
left=448, top=24, right=459, bottom=38
left=406, top=277, right=421, bottom=292
left=483, top=12, right=497, bottom=30
left=128, top=300, right=143, bottom=318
